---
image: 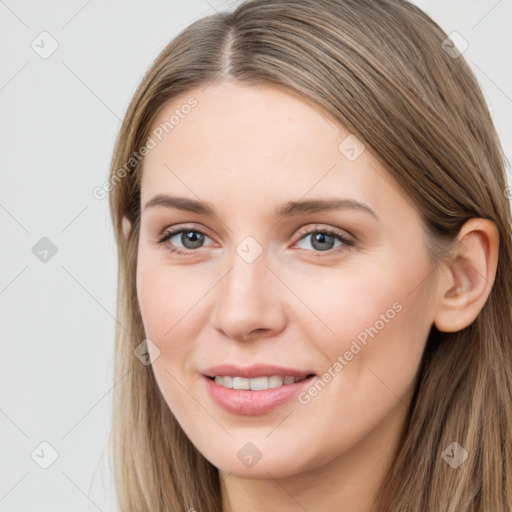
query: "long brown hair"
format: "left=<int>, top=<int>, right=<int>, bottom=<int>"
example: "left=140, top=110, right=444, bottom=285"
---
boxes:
left=107, top=1, right=512, bottom=510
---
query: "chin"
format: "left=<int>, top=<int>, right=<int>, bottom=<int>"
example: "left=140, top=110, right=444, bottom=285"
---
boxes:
left=202, top=442, right=318, bottom=480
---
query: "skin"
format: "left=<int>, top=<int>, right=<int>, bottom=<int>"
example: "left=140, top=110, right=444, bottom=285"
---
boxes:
left=124, top=81, right=499, bottom=512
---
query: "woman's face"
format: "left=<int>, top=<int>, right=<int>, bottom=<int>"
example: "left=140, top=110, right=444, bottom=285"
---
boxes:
left=135, top=81, right=440, bottom=479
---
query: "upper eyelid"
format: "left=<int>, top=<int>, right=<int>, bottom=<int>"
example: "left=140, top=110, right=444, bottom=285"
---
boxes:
left=296, top=225, right=353, bottom=240
left=157, top=225, right=214, bottom=242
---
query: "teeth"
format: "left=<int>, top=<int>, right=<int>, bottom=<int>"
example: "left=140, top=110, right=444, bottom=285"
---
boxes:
left=213, top=375, right=308, bottom=390
left=269, top=375, right=284, bottom=388
left=249, top=376, right=268, bottom=391
left=232, top=377, right=249, bottom=390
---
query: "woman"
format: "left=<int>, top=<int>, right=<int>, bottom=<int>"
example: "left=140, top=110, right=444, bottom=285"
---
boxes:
left=107, top=0, right=512, bottom=510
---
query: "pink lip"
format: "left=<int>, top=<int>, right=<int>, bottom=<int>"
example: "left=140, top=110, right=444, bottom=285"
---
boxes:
left=201, top=364, right=316, bottom=416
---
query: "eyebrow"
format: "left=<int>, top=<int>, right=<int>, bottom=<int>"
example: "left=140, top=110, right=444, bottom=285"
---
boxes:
left=143, top=194, right=378, bottom=219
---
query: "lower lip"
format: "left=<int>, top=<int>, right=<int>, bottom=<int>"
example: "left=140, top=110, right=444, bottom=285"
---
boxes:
left=203, top=375, right=316, bottom=416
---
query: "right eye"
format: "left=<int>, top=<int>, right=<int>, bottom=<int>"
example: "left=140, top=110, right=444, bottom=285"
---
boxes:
left=156, top=226, right=215, bottom=255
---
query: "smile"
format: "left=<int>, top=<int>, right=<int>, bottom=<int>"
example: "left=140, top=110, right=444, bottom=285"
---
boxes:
left=211, top=375, right=311, bottom=390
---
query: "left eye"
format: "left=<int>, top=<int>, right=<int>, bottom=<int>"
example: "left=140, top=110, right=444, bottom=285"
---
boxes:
left=295, top=229, right=354, bottom=253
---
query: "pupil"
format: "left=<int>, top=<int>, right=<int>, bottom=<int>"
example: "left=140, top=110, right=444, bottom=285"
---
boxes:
left=312, top=233, right=334, bottom=251
left=182, top=231, right=204, bottom=249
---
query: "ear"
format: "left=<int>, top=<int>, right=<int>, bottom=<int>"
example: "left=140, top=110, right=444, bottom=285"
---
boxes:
left=122, top=216, right=132, bottom=239
left=433, top=218, right=499, bottom=332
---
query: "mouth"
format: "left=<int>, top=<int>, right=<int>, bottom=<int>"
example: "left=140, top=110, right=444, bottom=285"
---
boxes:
left=201, top=364, right=317, bottom=416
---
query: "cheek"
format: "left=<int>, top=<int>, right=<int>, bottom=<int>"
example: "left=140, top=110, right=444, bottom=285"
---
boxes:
left=289, top=276, right=432, bottom=456
left=136, top=254, right=208, bottom=341
left=135, top=256, right=214, bottom=400
left=290, top=258, right=432, bottom=354
left=136, top=265, right=175, bottom=339
left=295, top=251, right=435, bottom=399
left=136, top=261, right=198, bottom=412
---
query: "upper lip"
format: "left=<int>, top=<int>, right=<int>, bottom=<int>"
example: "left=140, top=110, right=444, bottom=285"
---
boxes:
left=202, top=363, right=315, bottom=379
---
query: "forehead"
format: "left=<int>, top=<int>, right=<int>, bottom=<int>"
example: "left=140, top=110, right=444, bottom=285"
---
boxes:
left=145, top=81, right=340, bottom=169
left=140, top=81, right=411, bottom=221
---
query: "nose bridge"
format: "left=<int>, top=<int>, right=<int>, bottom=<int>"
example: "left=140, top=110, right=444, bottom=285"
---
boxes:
left=220, top=243, right=268, bottom=312
left=212, top=239, right=283, bottom=339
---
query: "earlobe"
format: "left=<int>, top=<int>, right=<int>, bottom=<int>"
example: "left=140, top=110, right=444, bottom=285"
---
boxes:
left=122, top=216, right=132, bottom=239
left=433, top=218, right=499, bottom=333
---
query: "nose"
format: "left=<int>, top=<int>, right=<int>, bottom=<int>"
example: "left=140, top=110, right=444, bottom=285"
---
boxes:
left=210, top=246, right=286, bottom=341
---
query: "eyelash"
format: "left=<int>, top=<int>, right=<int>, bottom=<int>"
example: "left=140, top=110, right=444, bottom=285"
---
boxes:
left=154, top=224, right=355, bottom=257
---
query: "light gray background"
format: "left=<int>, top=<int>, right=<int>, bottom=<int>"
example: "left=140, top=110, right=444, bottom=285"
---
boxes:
left=1, top=1, right=511, bottom=510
